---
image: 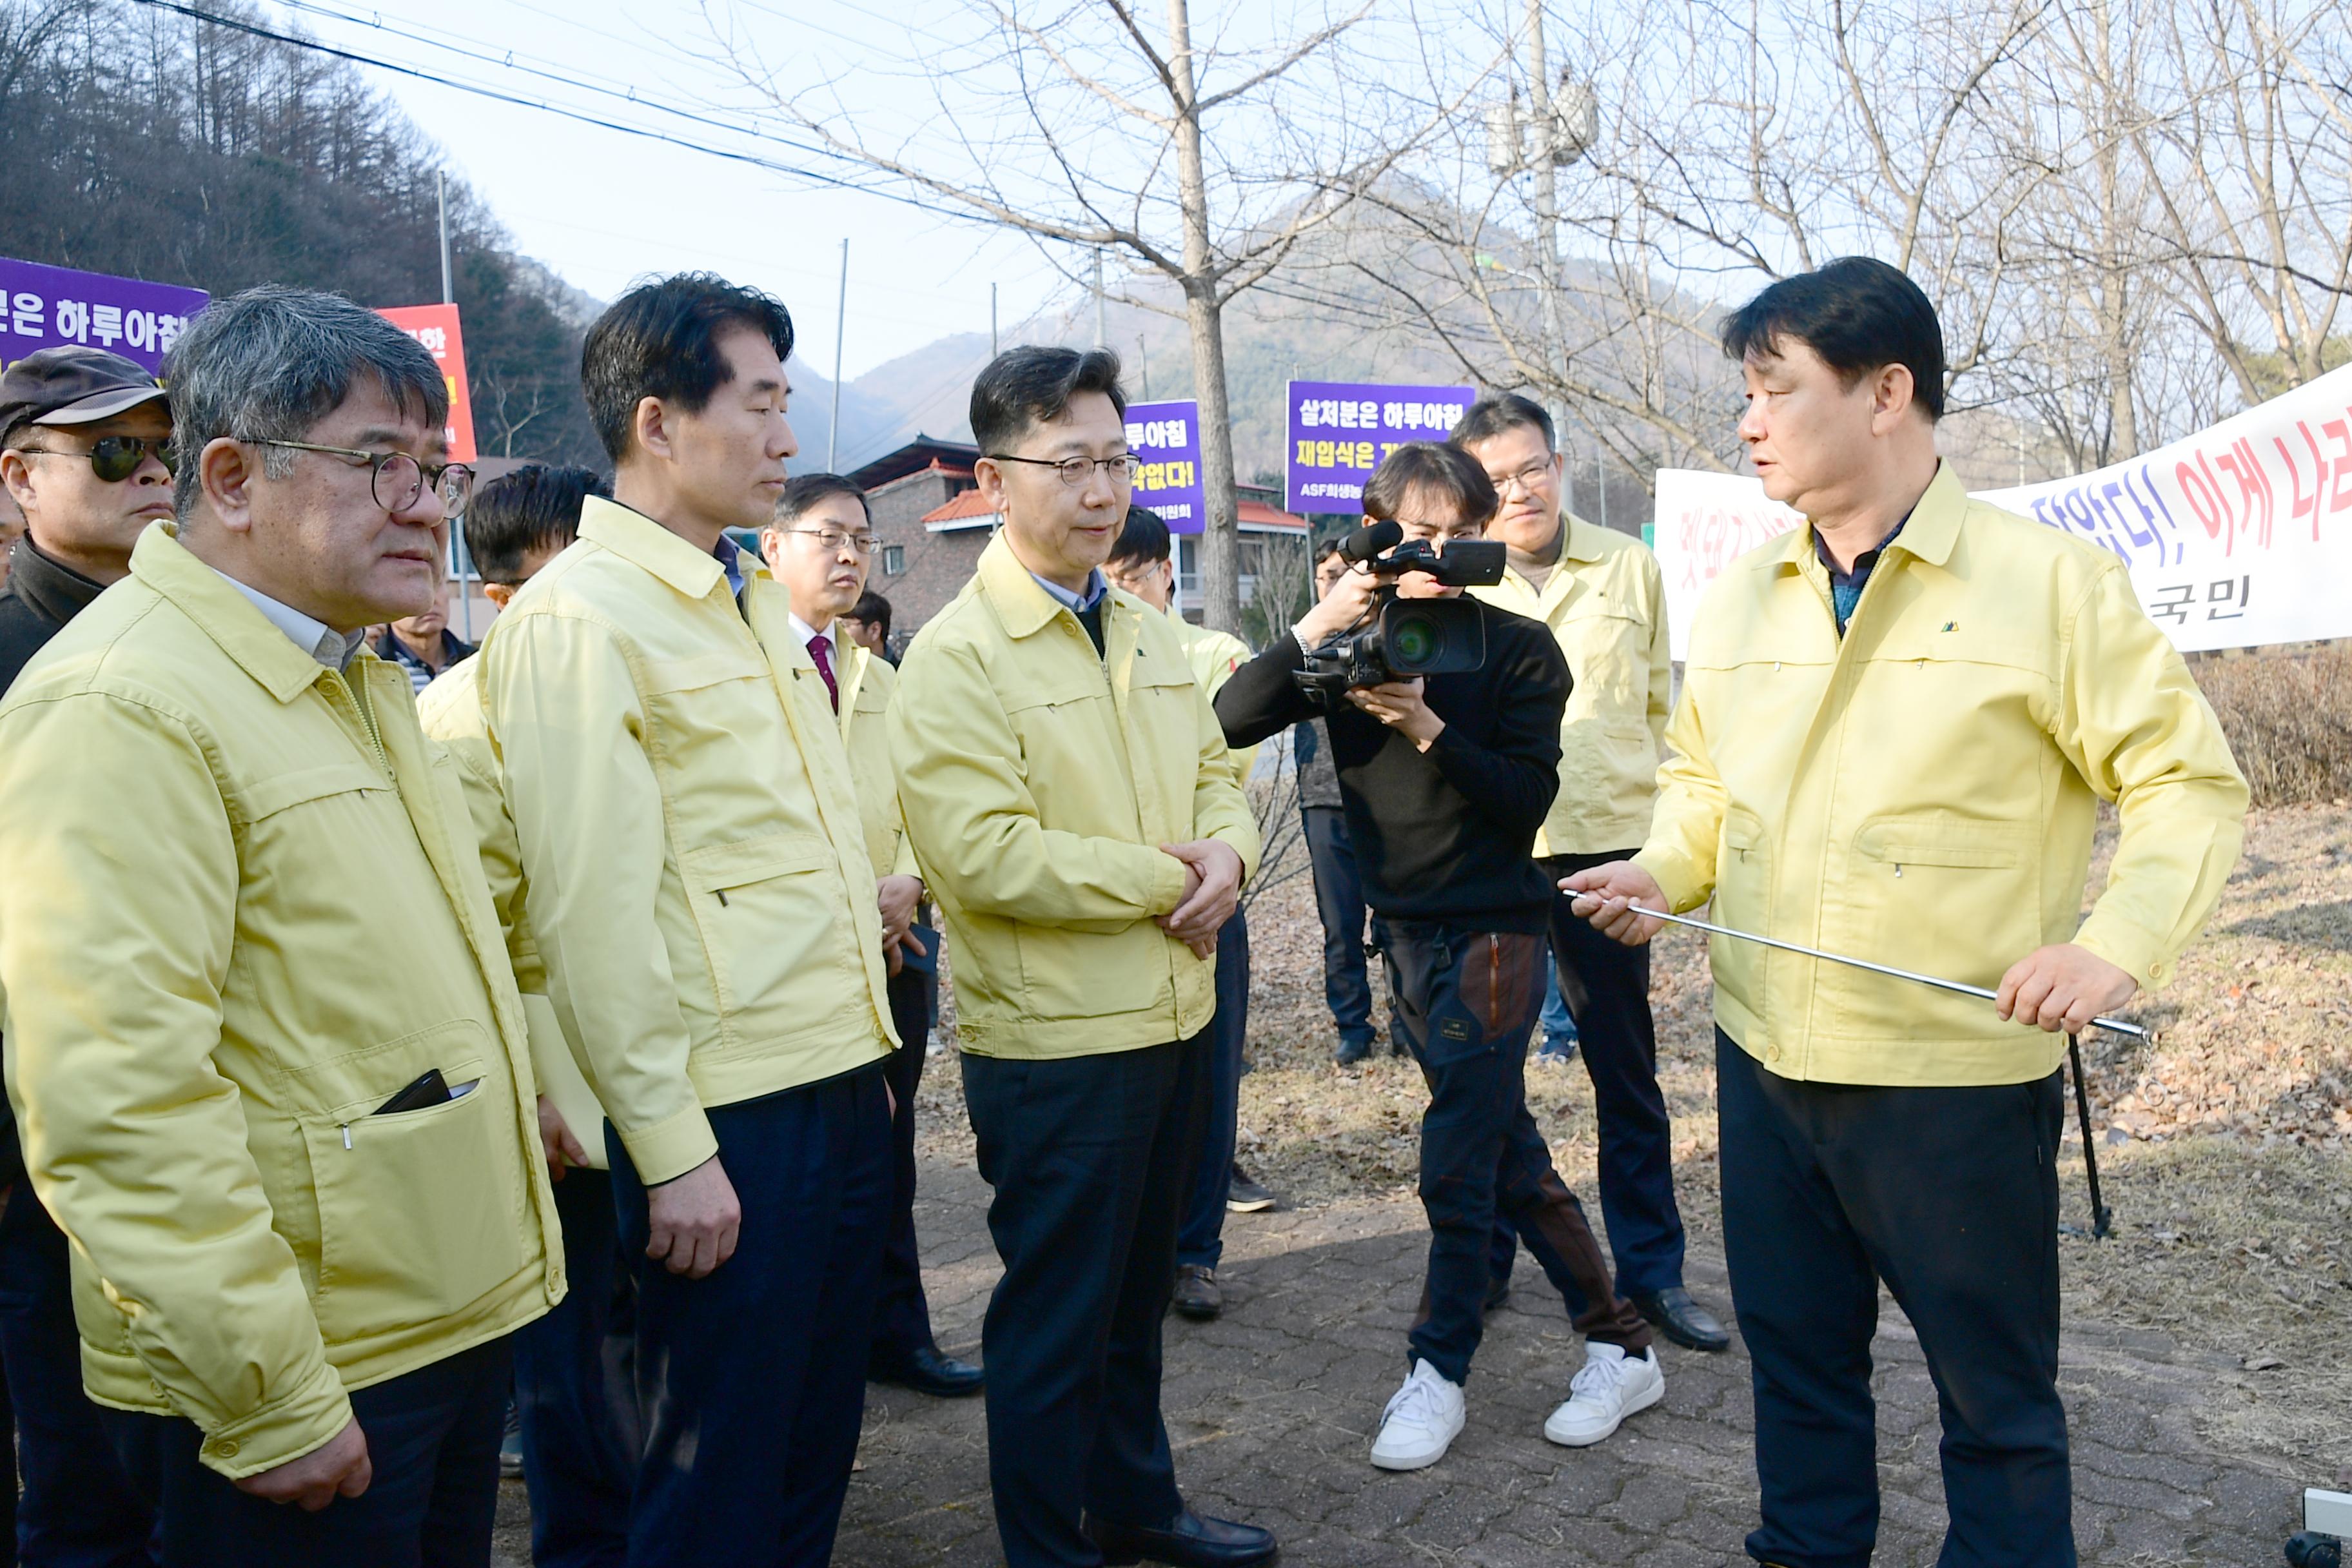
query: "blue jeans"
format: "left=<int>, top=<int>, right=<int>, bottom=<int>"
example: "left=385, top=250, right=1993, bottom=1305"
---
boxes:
left=0, top=1180, right=154, bottom=1567
left=1176, top=910, right=1248, bottom=1270
left=513, top=1167, right=632, bottom=1568
left=1538, top=965, right=1578, bottom=1054
left=104, top=1338, right=509, bottom=1568
left=607, top=1064, right=892, bottom=1568
left=1300, top=807, right=1374, bottom=1050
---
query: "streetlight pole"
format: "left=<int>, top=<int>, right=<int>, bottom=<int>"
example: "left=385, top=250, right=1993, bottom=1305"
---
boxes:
left=1093, top=248, right=1106, bottom=348
left=829, top=237, right=848, bottom=471
left=436, top=170, right=455, bottom=305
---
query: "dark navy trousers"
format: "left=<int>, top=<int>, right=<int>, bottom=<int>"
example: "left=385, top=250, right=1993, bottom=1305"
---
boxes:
left=1718, top=1030, right=2073, bottom=1568
left=870, top=960, right=944, bottom=1369
left=607, top=1063, right=892, bottom=1568
left=513, top=1166, right=633, bottom=1568
left=104, top=1338, right=509, bottom=1568
left=1176, top=910, right=1249, bottom=1271
left=1300, top=807, right=1375, bottom=1050
left=961, top=1031, right=1208, bottom=1568
left=0, top=1179, right=154, bottom=1567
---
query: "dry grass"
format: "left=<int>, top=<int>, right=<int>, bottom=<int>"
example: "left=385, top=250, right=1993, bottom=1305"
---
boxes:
left=2193, top=643, right=2352, bottom=808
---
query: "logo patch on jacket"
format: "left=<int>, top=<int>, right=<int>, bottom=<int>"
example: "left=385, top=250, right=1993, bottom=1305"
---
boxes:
left=1438, top=1017, right=1472, bottom=1041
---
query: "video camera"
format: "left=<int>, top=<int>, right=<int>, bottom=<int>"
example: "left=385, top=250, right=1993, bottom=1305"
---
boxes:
left=1294, top=520, right=1506, bottom=705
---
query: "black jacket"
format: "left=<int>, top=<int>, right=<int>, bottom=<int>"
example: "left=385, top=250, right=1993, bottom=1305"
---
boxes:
left=1218, top=596, right=1569, bottom=931
left=0, top=536, right=112, bottom=1189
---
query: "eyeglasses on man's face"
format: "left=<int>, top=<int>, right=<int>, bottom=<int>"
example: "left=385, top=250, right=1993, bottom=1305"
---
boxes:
left=1485, top=457, right=1555, bottom=496
left=17, top=435, right=177, bottom=483
left=774, top=525, right=878, bottom=557
left=248, top=438, right=472, bottom=514
left=986, top=453, right=1141, bottom=487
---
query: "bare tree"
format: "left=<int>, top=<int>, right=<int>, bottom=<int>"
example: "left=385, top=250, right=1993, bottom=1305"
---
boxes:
left=697, top=0, right=1482, bottom=633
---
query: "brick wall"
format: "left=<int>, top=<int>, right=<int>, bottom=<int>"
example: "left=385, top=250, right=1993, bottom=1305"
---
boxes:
left=862, top=466, right=991, bottom=639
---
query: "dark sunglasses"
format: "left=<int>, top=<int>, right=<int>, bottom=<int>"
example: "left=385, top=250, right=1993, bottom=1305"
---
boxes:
left=21, top=436, right=177, bottom=483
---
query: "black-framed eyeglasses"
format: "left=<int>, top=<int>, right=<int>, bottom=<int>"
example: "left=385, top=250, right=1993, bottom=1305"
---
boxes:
left=985, top=452, right=1139, bottom=487
left=248, top=438, right=473, bottom=513
left=772, top=525, right=878, bottom=557
left=18, top=436, right=177, bottom=483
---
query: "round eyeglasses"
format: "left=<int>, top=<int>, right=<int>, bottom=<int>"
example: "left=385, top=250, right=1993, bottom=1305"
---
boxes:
left=248, top=438, right=473, bottom=513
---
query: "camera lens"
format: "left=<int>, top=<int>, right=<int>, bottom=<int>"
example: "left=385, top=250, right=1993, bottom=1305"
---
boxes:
left=1391, top=614, right=1439, bottom=667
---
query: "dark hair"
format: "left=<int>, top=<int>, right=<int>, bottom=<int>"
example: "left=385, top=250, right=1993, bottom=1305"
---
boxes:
left=1360, top=442, right=1498, bottom=530
left=1718, top=256, right=1946, bottom=422
left=776, top=471, right=871, bottom=527
left=846, top=589, right=892, bottom=639
left=1452, top=393, right=1554, bottom=454
left=1109, top=505, right=1171, bottom=566
left=166, top=284, right=448, bottom=518
left=467, top=463, right=608, bottom=584
left=581, top=273, right=796, bottom=464
left=970, top=346, right=1126, bottom=456
left=1313, top=537, right=1347, bottom=565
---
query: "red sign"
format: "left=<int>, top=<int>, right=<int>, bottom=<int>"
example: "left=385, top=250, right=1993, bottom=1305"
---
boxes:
left=377, top=303, right=476, bottom=463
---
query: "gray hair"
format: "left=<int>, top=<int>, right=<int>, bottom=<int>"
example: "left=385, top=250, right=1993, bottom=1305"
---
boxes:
left=166, top=284, right=450, bottom=518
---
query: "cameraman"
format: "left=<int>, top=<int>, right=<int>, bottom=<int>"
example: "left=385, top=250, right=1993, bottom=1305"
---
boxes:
left=1215, top=444, right=1658, bottom=1475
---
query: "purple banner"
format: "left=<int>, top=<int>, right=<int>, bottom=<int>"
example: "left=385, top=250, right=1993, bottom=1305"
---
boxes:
left=1286, top=380, right=1476, bottom=513
left=1124, top=398, right=1206, bottom=533
left=0, top=257, right=209, bottom=378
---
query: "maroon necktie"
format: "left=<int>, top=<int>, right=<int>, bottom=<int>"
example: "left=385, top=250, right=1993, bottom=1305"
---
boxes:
left=808, top=633, right=839, bottom=711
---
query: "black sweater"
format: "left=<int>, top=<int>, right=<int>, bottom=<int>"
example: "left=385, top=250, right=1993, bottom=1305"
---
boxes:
left=1217, top=598, right=1569, bottom=931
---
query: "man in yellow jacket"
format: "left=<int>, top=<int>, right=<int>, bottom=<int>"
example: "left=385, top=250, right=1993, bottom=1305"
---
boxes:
left=1569, top=259, right=2248, bottom=1567
left=891, top=348, right=1269, bottom=1568
left=482, top=275, right=896, bottom=1567
left=0, top=286, right=560, bottom=1563
left=1456, top=393, right=1729, bottom=1356
left=415, top=461, right=631, bottom=1566
left=758, top=471, right=983, bottom=1401
left=1102, top=504, right=1277, bottom=1324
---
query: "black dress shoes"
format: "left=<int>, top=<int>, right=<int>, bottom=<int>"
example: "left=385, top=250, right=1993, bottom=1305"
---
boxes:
left=1631, top=1286, right=1731, bottom=1352
left=869, top=1344, right=985, bottom=1398
left=1170, top=1264, right=1222, bottom=1320
left=1086, top=1508, right=1279, bottom=1568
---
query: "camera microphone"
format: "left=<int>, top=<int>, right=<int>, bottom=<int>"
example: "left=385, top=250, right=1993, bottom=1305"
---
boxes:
left=1337, top=520, right=1402, bottom=564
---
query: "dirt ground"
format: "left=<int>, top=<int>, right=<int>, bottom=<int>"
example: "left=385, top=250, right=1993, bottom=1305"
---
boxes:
left=916, top=799, right=2352, bottom=1476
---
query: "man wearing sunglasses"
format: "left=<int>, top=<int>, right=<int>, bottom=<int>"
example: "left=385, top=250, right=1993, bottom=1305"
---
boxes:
left=0, top=343, right=172, bottom=1567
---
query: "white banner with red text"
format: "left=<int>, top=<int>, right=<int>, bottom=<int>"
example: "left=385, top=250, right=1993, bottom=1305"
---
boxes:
left=1652, top=361, right=2352, bottom=660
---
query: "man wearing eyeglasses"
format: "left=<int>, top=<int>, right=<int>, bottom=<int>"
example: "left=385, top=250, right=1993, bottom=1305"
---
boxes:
left=0, top=286, right=558, bottom=1564
left=1450, top=395, right=1730, bottom=1358
left=891, top=347, right=1269, bottom=1568
left=758, top=472, right=983, bottom=1405
left=0, top=346, right=168, bottom=1563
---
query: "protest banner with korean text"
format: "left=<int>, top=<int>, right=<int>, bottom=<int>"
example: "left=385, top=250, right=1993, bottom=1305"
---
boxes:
left=0, top=257, right=207, bottom=378
left=1652, top=360, right=2352, bottom=658
left=377, top=303, right=476, bottom=464
left=1124, top=398, right=1206, bottom=532
left=1285, top=380, right=1475, bottom=513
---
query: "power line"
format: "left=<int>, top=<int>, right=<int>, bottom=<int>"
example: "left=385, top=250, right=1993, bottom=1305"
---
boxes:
left=128, top=0, right=992, bottom=230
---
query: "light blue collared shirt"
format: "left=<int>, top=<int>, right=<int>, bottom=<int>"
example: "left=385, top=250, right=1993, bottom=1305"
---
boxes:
left=714, top=532, right=746, bottom=598
left=210, top=568, right=367, bottom=672
left=1030, top=567, right=1107, bottom=614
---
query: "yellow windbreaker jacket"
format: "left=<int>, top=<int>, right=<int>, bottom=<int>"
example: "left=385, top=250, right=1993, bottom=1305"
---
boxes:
left=416, top=657, right=606, bottom=1167
left=1637, top=464, right=2247, bottom=1085
left=482, top=498, right=894, bottom=1186
left=1471, top=514, right=1671, bottom=857
left=0, top=527, right=559, bottom=1478
left=1168, top=612, right=1258, bottom=781
left=832, top=627, right=919, bottom=885
left=890, top=536, right=1260, bottom=1058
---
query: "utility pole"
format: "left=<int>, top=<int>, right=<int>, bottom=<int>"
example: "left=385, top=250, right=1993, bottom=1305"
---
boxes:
left=1524, top=0, right=1569, bottom=456
left=1093, top=248, right=1106, bottom=348
left=990, top=282, right=999, bottom=359
left=1137, top=333, right=1150, bottom=398
left=436, top=170, right=454, bottom=304
left=828, top=237, right=848, bottom=471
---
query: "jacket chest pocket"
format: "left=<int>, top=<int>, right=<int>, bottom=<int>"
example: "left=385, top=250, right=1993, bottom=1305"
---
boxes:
left=1558, top=606, right=1647, bottom=714
left=685, top=834, right=845, bottom=1038
left=288, top=1023, right=526, bottom=1344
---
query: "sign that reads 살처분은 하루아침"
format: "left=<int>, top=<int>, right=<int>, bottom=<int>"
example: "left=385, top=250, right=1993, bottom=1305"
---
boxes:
left=0, top=256, right=208, bottom=378
left=1124, top=398, right=1206, bottom=532
left=1285, top=380, right=1476, bottom=514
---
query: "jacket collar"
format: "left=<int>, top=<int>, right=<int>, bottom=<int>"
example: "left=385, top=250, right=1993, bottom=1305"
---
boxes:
left=578, top=496, right=731, bottom=601
left=1762, top=458, right=1968, bottom=576
left=1559, top=512, right=1607, bottom=564
left=129, top=524, right=364, bottom=704
left=977, top=532, right=1107, bottom=642
left=5, top=534, right=110, bottom=628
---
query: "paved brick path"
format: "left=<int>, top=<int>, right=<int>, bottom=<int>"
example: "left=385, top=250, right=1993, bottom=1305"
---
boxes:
left=495, top=1157, right=2309, bottom=1565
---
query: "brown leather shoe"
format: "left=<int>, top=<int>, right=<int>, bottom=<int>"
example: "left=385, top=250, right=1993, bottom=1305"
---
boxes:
left=1170, top=1264, right=1222, bottom=1320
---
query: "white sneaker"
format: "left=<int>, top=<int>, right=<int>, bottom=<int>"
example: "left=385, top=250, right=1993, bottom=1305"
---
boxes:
left=1369, top=1359, right=1466, bottom=1471
left=1544, top=1342, right=1664, bottom=1447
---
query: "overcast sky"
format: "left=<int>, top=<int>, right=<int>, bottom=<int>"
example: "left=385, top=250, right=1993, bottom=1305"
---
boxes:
left=265, top=0, right=1090, bottom=381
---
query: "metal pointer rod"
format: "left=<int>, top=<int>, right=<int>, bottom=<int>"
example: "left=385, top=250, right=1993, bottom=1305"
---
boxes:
left=1619, top=905, right=2151, bottom=1039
